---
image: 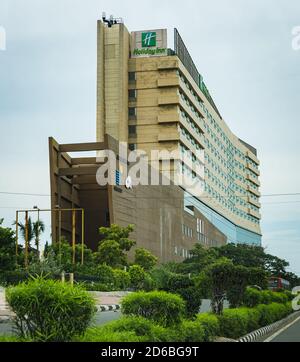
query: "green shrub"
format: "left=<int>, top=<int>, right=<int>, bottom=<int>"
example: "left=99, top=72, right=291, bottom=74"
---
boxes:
left=0, top=271, right=30, bottom=286
left=243, top=288, right=289, bottom=307
left=128, top=265, right=155, bottom=291
left=256, top=302, right=291, bottom=326
left=113, top=269, right=131, bottom=290
left=260, top=290, right=272, bottom=304
left=270, top=292, right=288, bottom=304
left=196, top=313, right=220, bottom=341
left=96, top=264, right=115, bottom=285
left=121, top=291, right=185, bottom=327
left=77, top=316, right=179, bottom=342
left=180, top=320, right=205, bottom=342
left=219, top=302, right=292, bottom=339
left=80, top=282, right=112, bottom=292
left=218, top=308, right=250, bottom=339
left=78, top=327, right=147, bottom=342
left=6, top=277, right=96, bottom=342
left=0, top=336, right=24, bottom=342
left=243, top=287, right=262, bottom=307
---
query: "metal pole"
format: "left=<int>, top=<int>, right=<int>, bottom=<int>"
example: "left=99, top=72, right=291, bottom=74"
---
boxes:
left=81, top=209, right=84, bottom=265
left=72, top=210, right=76, bottom=264
left=15, top=211, right=18, bottom=258
left=58, top=208, right=62, bottom=265
left=69, top=273, right=74, bottom=287
left=37, top=208, right=40, bottom=255
left=25, top=211, right=29, bottom=268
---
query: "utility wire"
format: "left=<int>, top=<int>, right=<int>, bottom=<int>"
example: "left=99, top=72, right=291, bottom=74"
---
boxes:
left=1, top=191, right=300, bottom=199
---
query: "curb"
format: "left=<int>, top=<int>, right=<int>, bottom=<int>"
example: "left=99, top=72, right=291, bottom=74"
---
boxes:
left=96, top=304, right=121, bottom=312
left=238, top=312, right=300, bottom=342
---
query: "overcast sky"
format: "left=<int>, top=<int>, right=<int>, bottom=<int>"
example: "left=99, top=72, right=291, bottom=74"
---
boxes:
left=0, top=0, right=299, bottom=274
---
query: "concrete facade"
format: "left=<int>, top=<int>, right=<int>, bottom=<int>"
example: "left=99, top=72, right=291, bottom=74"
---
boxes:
left=96, top=20, right=261, bottom=245
left=49, top=135, right=226, bottom=263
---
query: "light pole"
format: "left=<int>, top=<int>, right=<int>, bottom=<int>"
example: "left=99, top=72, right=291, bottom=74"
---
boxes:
left=33, top=206, right=41, bottom=258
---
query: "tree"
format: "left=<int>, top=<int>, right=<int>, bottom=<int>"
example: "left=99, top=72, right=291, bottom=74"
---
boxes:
left=95, top=224, right=135, bottom=267
left=134, top=248, right=158, bottom=271
left=226, top=265, right=267, bottom=308
left=14, top=217, right=34, bottom=249
left=180, top=244, right=218, bottom=275
left=197, top=258, right=235, bottom=315
left=214, top=243, right=266, bottom=269
left=0, top=219, right=17, bottom=271
left=32, top=220, right=45, bottom=252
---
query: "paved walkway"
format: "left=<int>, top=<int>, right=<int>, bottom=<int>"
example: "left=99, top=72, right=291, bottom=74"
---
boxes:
left=0, top=288, right=14, bottom=322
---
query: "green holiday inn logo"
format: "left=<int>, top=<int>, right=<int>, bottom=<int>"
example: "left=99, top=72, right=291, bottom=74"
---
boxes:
left=142, top=32, right=156, bottom=47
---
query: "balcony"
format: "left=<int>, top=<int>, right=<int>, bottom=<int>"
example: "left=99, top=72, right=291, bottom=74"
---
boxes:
left=248, top=208, right=261, bottom=220
left=158, top=95, right=179, bottom=106
left=246, top=161, right=260, bottom=176
left=248, top=196, right=261, bottom=208
left=157, top=77, right=180, bottom=88
left=246, top=173, right=261, bottom=186
left=246, top=150, right=260, bottom=165
left=247, top=185, right=260, bottom=197
left=158, top=130, right=180, bottom=142
left=157, top=111, right=180, bottom=124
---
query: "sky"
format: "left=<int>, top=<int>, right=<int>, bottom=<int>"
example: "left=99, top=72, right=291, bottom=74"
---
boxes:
left=0, top=0, right=299, bottom=274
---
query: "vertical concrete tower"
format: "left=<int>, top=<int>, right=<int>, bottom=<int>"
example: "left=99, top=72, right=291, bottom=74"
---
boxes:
left=96, top=19, right=130, bottom=143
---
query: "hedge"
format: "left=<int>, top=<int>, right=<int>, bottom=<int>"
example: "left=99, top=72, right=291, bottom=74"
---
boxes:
left=243, top=287, right=289, bottom=308
left=196, top=313, right=220, bottom=341
left=219, top=302, right=292, bottom=339
left=121, top=291, right=185, bottom=327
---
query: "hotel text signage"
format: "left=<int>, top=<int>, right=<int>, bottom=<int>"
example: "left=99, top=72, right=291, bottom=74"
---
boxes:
left=131, top=29, right=168, bottom=58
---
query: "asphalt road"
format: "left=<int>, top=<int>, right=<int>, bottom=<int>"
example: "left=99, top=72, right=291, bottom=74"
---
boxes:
left=268, top=317, right=300, bottom=342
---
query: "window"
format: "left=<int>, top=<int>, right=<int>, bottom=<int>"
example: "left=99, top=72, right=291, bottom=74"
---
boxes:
left=128, top=89, right=136, bottom=99
left=128, top=72, right=136, bottom=81
left=128, top=125, right=136, bottom=135
left=197, top=218, right=203, bottom=233
left=128, top=107, right=136, bottom=118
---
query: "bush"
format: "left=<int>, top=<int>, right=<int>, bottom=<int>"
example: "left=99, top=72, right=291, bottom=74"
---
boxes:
left=260, top=290, right=272, bottom=304
left=243, top=288, right=289, bottom=307
left=6, top=277, right=96, bottom=342
left=243, top=287, right=262, bottom=307
left=196, top=313, right=220, bottom=342
left=121, top=291, right=185, bottom=327
left=219, top=302, right=292, bottom=339
left=80, top=282, right=112, bottom=292
left=180, top=320, right=205, bottom=342
left=0, top=271, right=30, bottom=286
left=78, top=328, right=146, bottom=342
left=77, top=316, right=179, bottom=342
left=128, top=265, right=155, bottom=291
left=96, top=264, right=115, bottom=286
left=218, top=308, right=250, bottom=339
left=256, top=302, right=291, bottom=326
left=113, top=269, right=131, bottom=290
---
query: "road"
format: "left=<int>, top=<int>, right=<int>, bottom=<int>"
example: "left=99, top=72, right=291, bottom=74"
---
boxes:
left=266, top=316, right=300, bottom=342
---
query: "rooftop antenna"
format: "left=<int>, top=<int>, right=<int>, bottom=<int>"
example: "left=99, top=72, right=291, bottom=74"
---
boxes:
left=102, top=12, right=122, bottom=27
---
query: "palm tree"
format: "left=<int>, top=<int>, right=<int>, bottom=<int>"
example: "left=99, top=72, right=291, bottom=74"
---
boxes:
left=14, top=217, right=34, bottom=249
left=33, top=220, right=45, bottom=252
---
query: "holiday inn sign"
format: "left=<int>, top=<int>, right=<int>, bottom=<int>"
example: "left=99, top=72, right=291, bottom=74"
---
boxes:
left=131, top=29, right=168, bottom=57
